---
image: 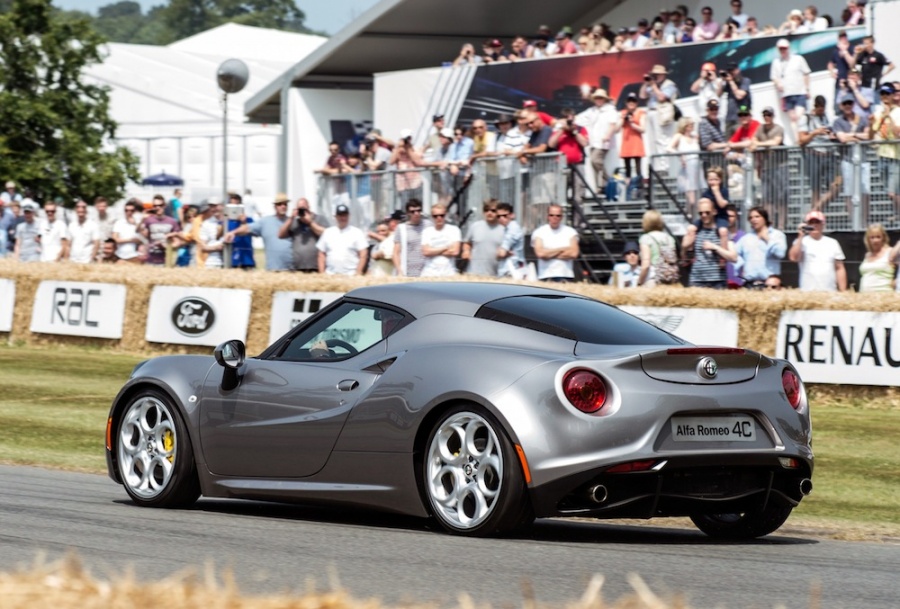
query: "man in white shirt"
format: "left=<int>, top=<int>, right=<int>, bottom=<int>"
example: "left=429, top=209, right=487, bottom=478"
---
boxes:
left=788, top=210, right=847, bottom=291
left=67, top=199, right=100, bottom=263
left=40, top=201, right=68, bottom=262
left=771, top=38, right=812, bottom=142
left=575, top=88, right=619, bottom=195
left=420, top=203, right=461, bottom=277
left=531, top=203, right=580, bottom=281
left=317, top=204, right=369, bottom=275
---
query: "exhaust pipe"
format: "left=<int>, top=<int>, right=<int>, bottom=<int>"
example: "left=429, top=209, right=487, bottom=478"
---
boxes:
left=799, top=478, right=813, bottom=496
left=587, top=484, right=608, bottom=504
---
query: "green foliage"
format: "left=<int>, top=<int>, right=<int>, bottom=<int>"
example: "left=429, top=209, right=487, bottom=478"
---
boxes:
left=0, top=0, right=140, bottom=203
left=67, top=0, right=315, bottom=45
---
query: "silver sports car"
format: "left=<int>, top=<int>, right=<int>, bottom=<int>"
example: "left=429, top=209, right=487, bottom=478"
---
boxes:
left=106, top=282, right=813, bottom=538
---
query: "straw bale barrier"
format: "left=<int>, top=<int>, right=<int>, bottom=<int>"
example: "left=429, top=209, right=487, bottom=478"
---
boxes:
left=1, top=259, right=898, bottom=360
left=1, top=553, right=709, bottom=609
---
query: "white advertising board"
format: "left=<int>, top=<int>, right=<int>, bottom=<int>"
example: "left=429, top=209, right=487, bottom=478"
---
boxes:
left=619, top=306, right=739, bottom=347
left=776, top=310, right=900, bottom=386
left=269, top=291, right=343, bottom=345
left=146, top=286, right=252, bottom=346
left=29, top=281, right=126, bottom=339
left=0, top=278, right=14, bottom=332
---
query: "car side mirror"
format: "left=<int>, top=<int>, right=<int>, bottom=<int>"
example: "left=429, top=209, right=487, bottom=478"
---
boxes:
left=214, top=340, right=245, bottom=391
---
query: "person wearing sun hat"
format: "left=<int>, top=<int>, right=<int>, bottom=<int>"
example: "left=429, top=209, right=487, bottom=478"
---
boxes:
left=640, top=64, right=680, bottom=169
left=576, top=88, right=619, bottom=194
left=788, top=209, right=847, bottom=291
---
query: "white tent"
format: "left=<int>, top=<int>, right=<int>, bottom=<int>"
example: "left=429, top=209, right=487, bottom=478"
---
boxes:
left=86, top=23, right=327, bottom=207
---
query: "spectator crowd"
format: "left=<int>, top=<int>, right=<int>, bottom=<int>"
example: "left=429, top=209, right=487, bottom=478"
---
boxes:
left=4, top=2, right=898, bottom=292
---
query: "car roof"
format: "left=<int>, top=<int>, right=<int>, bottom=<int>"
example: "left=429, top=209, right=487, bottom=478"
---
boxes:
left=347, top=282, right=583, bottom=318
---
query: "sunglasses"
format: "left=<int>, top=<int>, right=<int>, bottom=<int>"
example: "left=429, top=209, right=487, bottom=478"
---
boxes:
left=699, top=211, right=713, bottom=215
left=485, top=208, right=498, bottom=213
left=408, top=209, right=423, bottom=213
left=548, top=213, right=562, bottom=217
left=432, top=213, right=446, bottom=218
left=496, top=213, right=509, bottom=218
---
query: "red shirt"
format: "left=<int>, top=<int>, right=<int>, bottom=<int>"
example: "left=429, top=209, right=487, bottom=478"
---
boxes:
left=553, top=126, right=588, bottom=164
left=729, top=119, right=760, bottom=143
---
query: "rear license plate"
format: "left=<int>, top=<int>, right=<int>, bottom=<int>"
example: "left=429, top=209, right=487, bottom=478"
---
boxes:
left=671, top=416, right=756, bottom=442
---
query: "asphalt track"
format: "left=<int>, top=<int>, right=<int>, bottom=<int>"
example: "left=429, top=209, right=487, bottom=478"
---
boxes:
left=1, top=464, right=898, bottom=608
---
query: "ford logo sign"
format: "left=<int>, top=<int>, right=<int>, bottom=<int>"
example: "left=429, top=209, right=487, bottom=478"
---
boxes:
left=698, top=357, right=718, bottom=379
left=172, top=297, right=216, bottom=336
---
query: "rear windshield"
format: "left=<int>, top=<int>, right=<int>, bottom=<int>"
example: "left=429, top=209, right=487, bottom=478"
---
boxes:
left=475, top=295, right=682, bottom=345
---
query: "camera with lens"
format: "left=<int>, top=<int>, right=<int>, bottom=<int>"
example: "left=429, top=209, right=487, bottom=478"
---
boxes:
left=800, top=224, right=813, bottom=233
left=625, top=111, right=634, bottom=120
left=297, top=207, right=308, bottom=218
left=719, top=70, right=728, bottom=78
left=643, top=74, right=651, bottom=81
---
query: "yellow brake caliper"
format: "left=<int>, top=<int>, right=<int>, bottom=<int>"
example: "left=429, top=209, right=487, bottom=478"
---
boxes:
left=163, top=429, right=174, bottom=463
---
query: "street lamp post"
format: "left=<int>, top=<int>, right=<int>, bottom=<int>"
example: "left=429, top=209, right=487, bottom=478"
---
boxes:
left=216, top=59, right=249, bottom=269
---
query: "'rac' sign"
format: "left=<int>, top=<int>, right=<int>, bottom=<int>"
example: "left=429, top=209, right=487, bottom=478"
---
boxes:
left=30, top=281, right=127, bottom=339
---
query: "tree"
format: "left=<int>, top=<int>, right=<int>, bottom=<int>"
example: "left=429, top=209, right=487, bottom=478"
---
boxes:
left=0, top=0, right=140, bottom=203
left=162, top=0, right=310, bottom=41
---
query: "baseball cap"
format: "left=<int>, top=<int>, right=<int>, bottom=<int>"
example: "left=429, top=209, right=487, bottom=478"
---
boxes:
left=776, top=38, right=790, bottom=48
left=805, top=210, right=826, bottom=223
left=494, top=113, right=514, bottom=124
left=555, top=30, right=568, bottom=39
left=623, top=241, right=640, bottom=255
left=439, top=127, right=454, bottom=138
left=762, top=106, right=776, bottom=115
left=879, top=83, right=896, bottom=95
left=591, top=88, right=609, bottom=99
left=701, top=61, right=716, bottom=72
left=626, top=92, right=638, bottom=101
left=707, top=98, right=719, bottom=108
left=432, top=114, right=444, bottom=122
left=335, top=204, right=350, bottom=215
left=389, top=210, right=405, bottom=221
left=22, top=200, right=37, bottom=212
left=399, top=128, right=413, bottom=140
left=522, top=100, right=538, bottom=108
left=487, top=39, right=502, bottom=47
left=197, top=201, right=211, bottom=213
left=839, top=93, right=856, bottom=105
left=737, top=105, right=750, bottom=115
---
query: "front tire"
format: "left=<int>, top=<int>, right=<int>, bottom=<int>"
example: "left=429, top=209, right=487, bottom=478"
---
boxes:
left=423, top=406, right=533, bottom=536
left=690, top=503, right=794, bottom=539
left=116, top=389, right=200, bottom=508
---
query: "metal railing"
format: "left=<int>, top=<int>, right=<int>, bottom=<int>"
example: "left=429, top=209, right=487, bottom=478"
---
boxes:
left=315, top=153, right=566, bottom=232
left=650, top=141, right=900, bottom=233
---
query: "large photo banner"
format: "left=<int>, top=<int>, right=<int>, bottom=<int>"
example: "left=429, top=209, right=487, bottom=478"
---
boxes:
left=146, top=286, right=252, bottom=347
left=777, top=310, right=900, bottom=386
left=29, top=280, right=126, bottom=339
left=269, top=291, right=343, bottom=345
left=619, top=306, right=739, bottom=347
left=456, top=28, right=862, bottom=122
left=0, top=278, right=14, bottom=332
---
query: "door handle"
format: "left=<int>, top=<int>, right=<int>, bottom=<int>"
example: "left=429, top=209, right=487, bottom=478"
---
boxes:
left=338, top=379, right=359, bottom=392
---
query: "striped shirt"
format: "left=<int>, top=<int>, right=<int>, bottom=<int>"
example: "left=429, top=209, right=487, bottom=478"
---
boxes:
left=689, top=226, right=726, bottom=284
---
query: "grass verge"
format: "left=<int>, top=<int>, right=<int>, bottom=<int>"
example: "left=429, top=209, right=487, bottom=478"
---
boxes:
left=1, top=344, right=898, bottom=538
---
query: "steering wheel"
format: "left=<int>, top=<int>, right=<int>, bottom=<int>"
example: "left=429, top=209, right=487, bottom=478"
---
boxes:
left=325, top=339, right=358, bottom=355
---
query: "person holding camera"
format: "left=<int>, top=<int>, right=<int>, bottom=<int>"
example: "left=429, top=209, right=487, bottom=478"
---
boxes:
left=717, top=62, right=752, bottom=136
left=691, top=61, right=722, bottom=117
left=615, top=93, right=646, bottom=186
left=548, top=108, right=589, bottom=203
left=452, top=43, right=482, bottom=67
left=639, top=64, right=679, bottom=169
left=799, top=95, right=840, bottom=212
left=277, top=197, right=329, bottom=273
left=789, top=210, right=847, bottom=291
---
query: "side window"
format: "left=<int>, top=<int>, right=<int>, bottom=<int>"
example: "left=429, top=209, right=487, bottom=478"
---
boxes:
left=275, top=302, right=405, bottom=362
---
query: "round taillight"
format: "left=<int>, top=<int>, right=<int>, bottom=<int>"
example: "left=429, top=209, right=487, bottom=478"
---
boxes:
left=782, top=369, right=802, bottom=409
left=563, top=369, right=607, bottom=413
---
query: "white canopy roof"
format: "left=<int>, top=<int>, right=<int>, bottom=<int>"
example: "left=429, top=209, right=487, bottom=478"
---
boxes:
left=87, top=23, right=327, bottom=139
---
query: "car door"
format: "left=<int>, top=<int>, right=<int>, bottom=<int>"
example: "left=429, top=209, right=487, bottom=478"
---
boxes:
left=200, top=301, right=405, bottom=478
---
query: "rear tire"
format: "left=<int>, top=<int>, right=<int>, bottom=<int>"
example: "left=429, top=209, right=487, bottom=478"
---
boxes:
left=422, top=406, right=533, bottom=536
left=116, top=389, right=200, bottom=508
left=690, top=503, right=794, bottom=539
